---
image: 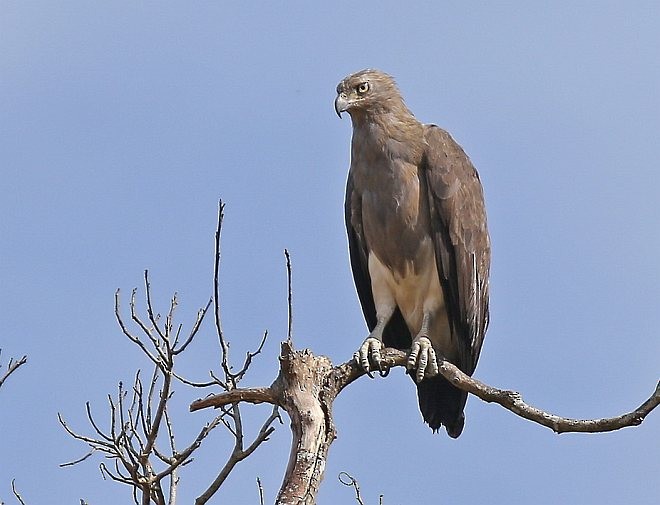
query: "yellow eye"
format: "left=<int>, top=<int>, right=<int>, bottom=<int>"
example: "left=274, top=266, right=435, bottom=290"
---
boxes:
left=357, top=82, right=369, bottom=94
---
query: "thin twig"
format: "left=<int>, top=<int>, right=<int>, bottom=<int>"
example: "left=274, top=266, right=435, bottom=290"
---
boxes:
left=60, top=448, right=97, bottom=467
left=240, top=405, right=281, bottom=457
left=131, top=286, right=167, bottom=365
left=195, top=404, right=281, bottom=505
left=155, top=413, right=224, bottom=481
left=173, top=298, right=212, bottom=355
left=57, top=413, right=113, bottom=451
left=171, top=370, right=224, bottom=389
left=256, top=477, right=265, bottom=505
left=233, top=330, right=269, bottom=384
left=0, top=353, right=28, bottom=390
left=143, top=364, right=171, bottom=458
left=11, top=480, right=27, bottom=505
left=144, top=270, right=167, bottom=343
left=213, top=200, right=233, bottom=386
left=338, top=472, right=366, bottom=505
left=115, top=289, right=162, bottom=367
left=284, top=249, right=293, bottom=344
left=85, top=401, right=113, bottom=442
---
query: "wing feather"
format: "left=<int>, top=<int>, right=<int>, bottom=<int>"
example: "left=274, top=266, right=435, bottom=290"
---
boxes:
left=422, top=125, right=490, bottom=374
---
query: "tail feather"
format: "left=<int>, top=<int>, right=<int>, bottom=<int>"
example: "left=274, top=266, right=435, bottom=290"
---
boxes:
left=416, top=375, right=467, bottom=438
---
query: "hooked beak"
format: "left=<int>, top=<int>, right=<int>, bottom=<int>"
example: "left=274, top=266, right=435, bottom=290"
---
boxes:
left=334, top=93, right=349, bottom=118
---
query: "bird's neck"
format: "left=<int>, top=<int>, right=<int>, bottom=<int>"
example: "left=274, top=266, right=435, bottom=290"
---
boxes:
left=351, top=110, right=423, bottom=162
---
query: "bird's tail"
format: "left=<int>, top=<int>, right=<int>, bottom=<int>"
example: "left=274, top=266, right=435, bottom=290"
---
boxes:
left=416, top=375, right=467, bottom=438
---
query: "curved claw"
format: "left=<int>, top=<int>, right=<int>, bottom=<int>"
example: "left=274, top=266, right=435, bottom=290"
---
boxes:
left=407, top=336, right=438, bottom=383
left=355, top=337, right=384, bottom=377
left=353, top=351, right=374, bottom=378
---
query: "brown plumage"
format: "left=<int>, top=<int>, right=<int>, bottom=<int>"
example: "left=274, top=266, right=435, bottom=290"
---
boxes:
left=335, top=69, right=490, bottom=437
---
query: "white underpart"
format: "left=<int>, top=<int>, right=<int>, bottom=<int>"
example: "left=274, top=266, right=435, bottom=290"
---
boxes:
left=367, top=238, right=452, bottom=354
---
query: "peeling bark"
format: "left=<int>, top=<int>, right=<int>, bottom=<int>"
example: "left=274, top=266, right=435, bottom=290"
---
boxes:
left=273, top=343, right=335, bottom=505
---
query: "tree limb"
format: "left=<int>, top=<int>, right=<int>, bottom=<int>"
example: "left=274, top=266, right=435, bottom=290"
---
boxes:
left=327, top=348, right=660, bottom=434
left=191, top=344, right=659, bottom=504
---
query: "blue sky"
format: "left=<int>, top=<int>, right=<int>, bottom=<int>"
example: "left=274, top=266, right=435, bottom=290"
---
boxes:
left=1, top=2, right=659, bottom=504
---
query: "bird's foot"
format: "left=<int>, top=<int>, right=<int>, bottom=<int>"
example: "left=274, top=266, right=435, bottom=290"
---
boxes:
left=407, top=336, right=439, bottom=383
left=354, top=337, right=387, bottom=377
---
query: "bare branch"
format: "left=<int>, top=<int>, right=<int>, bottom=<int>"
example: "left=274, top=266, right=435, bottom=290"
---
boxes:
left=327, top=349, right=660, bottom=434
left=0, top=352, right=27, bottom=390
left=57, top=413, right=114, bottom=451
left=213, top=200, right=233, bottom=385
left=240, top=405, right=281, bottom=458
left=233, top=330, right=269, bottom=384
left=256, top=477, right=265, bottom=505
left=194, top=403, right=281, bottom=505
left=143, top=368, right=171, bottom=456
left=190, top=342, right=659, bottom=505
left=11, top=480, right=27, bottom=505
left=173, top=298, right=212, bottom=355
left=115, top=289, right=162, bottom=367
left=171, top=370, right=224, bottom=389
left=284, top=249, right=293, bottom=344
left=144, top=270, right=167, bottom=343
left=60, top=449, right=97, bottom=468
left=338, top=472, right=366, bottom=505
left=190, top=388, right=277, bottom=412
left=164, top=292, right=178, bottom=344
left=85, top=401, right=113, bottom=443
left=155, top=413, right=224, bottom=481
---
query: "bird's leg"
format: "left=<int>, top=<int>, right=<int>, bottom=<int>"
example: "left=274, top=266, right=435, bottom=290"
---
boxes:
left=354, top=305, right=395, bottom=376
left=407, top=312, right=440, bottom=383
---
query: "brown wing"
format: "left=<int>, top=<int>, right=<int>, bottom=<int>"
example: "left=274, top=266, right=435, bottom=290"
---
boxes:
left=423, top=125, right=490, bottom=374
left=345, top=172, right=411, bottom=349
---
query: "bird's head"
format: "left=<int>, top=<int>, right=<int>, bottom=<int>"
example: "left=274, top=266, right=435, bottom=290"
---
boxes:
left=334, top=69, right=405, bottom=119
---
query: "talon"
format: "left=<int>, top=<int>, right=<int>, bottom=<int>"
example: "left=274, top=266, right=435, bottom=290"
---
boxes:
left=428, top=348, right=439, bottom=376
left=407, top=336, right=439, bottom=383
left=355, top=337, right=384, bottom=377
left=407, top=342, right=420, bottom=371
left=416, top=363, right=425, bottom=382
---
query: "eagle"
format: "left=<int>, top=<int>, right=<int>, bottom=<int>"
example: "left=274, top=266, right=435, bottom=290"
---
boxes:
left=335, top=69, right=490, bottom=437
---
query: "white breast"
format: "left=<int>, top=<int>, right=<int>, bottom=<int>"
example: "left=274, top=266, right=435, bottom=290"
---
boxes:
left=367, top=238, right=452, bottom=353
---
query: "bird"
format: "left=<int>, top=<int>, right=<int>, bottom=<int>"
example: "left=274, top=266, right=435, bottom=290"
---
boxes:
left=335, top=69, right=490, bottom=437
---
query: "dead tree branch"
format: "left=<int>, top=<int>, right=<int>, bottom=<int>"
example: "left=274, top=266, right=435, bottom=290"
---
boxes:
left=11, top=480, right=27, bottom=505
left=0, top=351, right=27, bottom=391
left=284, top=249, right=293, bottom=344
left=192, top=200, right=282, bottom=505
left=329, top=349, right=660, bottom=434
left=61, top=200, right=280, bottom=504
left=338, top=472, right=366, bottom=505
left=191, top=345, right=659, bottom=504
left=59, top=272, right=222, bottom=504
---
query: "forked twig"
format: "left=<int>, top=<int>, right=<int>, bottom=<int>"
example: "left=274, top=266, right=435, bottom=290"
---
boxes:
left=0, top=351, right=28, bottom=390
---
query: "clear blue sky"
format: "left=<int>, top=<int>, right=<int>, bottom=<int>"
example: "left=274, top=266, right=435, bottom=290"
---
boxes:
left=1, top=2, right=659, bottom=504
